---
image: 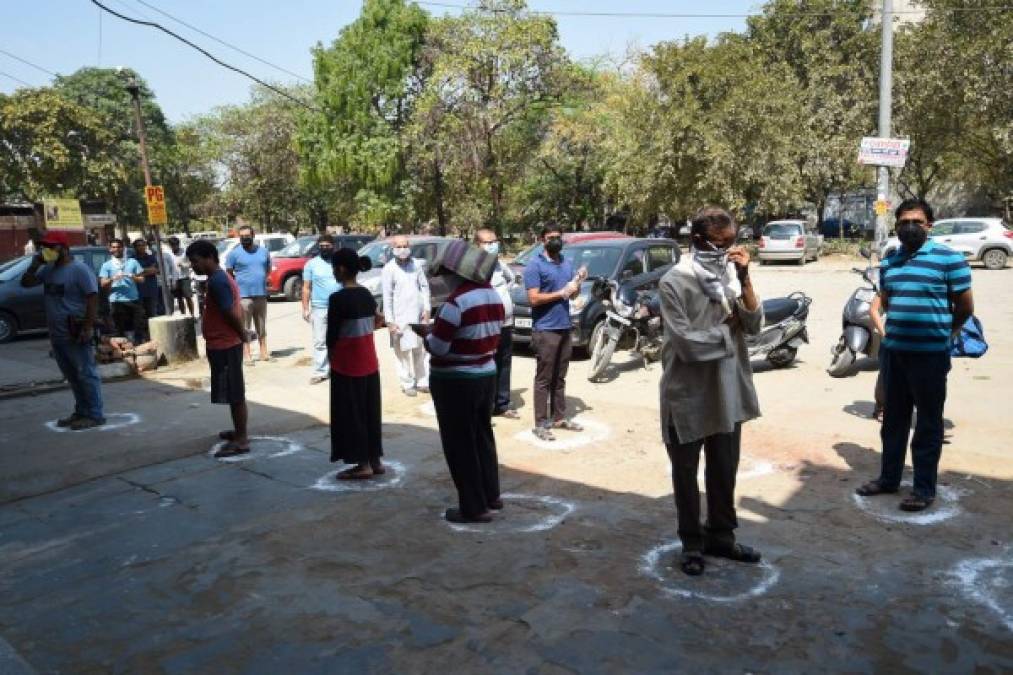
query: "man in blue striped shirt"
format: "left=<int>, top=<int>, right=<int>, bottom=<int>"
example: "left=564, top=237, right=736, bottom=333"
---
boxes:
left=856, top=198, right=974, bottom=511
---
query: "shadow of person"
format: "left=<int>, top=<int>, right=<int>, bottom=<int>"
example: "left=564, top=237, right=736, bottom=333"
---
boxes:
left=840, top=402, right=955, bottom=436
left=750, top=358, right=803, bottom=375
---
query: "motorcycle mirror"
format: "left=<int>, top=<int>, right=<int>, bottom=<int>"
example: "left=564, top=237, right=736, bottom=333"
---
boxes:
left=859, top=246, right=871, bottom=259
left=591, top=277, right=609, bottom=301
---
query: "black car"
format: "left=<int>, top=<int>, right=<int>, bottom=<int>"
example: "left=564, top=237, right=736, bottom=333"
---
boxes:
left=511, top=238, right=681, bottom=350
left=0, top=246, right=110, bottom=343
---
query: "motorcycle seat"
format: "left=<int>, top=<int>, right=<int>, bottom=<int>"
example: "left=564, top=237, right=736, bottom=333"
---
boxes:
left=762, top=297, right=800, bottom=326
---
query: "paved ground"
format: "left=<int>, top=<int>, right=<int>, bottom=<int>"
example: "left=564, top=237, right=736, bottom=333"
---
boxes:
left=1, top=256, right=1011, bottom=673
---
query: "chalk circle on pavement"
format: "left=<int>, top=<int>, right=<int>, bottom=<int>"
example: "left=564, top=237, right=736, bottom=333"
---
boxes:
left=45, top=412, right=141, bottom=433
left=443, top=493, right=576, bottom=534
left=950, top=554, right=1013, bottom=633
left=640, top=540, right=781, bottom=603
left=208, top=436, right=305, bottom=463
left=851, top=481, right=966, bottom=525
left=309, top=460, right=406, bottom=493
left=513, top=416, right=609, bottom=451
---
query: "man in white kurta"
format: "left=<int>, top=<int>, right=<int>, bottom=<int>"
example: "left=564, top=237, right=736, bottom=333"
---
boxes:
left=381, top=236, right=431, bottom=396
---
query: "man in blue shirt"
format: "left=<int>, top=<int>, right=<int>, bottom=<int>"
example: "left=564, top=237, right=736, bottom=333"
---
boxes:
left=225, top=225, right=272, bottom=363
left=20, top=231, right=105, bottom=430
left=131, top=239, right=161, bottom=326
left=856, top=198, right=974, bottom=512
left=98, top=238, right=147, bottom=342
left=301, top=235, right=341, bottom=384
left=523, top=224, right=586, bottom=441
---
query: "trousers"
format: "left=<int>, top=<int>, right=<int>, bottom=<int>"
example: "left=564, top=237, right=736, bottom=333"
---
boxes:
left=51, top=339, right=104, bottom=421
left=393, top=344, right=429, bottom=390
left=879, top=349, right=950, bottom=498
left=494, top=326, right=514, bottom=413
left=110, top=300, right=148, bottom=342
left=431, top=375, right=500, bottom=517
left=532, top=329, right=571, bottom=427
left=665, top=423, right=740, bottom=552
left=310, top=307, right=329, bottom=377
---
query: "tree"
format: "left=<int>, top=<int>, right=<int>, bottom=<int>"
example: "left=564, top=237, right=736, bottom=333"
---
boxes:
left=160, top=122, right=218, bottom=235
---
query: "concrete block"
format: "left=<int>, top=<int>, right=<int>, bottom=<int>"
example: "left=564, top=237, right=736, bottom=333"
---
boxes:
left=149, top=315, right=198, bottom=365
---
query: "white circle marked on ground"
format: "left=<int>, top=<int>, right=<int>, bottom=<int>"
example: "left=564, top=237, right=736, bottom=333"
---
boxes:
left=44, top=412, right=141, bottom=433
left=950, top=554, right=1013, bottom=632
left=207, top=436, right=305, bottom=463
left=309, top=460, right=407, bottom=492
left=851, top=481, right=967, bottom=525
left=513, top=416, right=609, bottom=451
left=444, top=493, right=576, bottom=534
left=640, top=540, right=781, bottom=603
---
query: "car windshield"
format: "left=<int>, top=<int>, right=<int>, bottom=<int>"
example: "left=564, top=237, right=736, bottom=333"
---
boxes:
left=0, top=256, right=30, bottom=282
left=562, top=245, right=622, bottom=278
left=216, top=239, right=237, bottom=253
left=764, top=223, right=803, bottom=237
left=359, top=241, right=390, bottom=268
left=277, top=236, right=317, bottom=258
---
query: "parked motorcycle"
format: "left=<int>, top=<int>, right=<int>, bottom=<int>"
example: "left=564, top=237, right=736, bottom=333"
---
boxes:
left=828, top=248, right=880, bottom=377
left=587, top=277, right=662, bottom=382
left=748, top=292, right=813, bottom=367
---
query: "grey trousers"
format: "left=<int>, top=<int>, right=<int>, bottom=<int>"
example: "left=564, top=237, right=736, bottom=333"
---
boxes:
left=531, top=329, right=571, bottom=427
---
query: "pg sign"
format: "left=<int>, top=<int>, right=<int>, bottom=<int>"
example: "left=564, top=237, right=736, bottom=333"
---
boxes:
left=145, top=185, right=168, bottom=226
left=858, top=137, right=910, bottom=168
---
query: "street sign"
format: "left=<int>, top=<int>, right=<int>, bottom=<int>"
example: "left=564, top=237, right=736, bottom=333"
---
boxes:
left=858, top=137, right=910, bottom=168
left=874, top=199, right=890, bottom=217
left=145, top=185, right=167, bottom=226
left=42, top=198, right=84, bottom=230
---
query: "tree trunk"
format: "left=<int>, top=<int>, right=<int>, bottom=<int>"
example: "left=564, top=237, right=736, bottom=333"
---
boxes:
left=433, top=152, right=447, bottom=237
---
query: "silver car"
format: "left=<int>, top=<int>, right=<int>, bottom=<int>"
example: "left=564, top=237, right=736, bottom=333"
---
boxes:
left=757, top=220, right=822, bottom=265
left=881, top=217, right=1013, bottom=270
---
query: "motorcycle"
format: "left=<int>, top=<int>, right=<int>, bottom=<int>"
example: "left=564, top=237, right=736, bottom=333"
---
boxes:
left=828, top=248, right=880, bottom=377
left=748, top=292, right=813, bottom=367
left=587, top=277, right=663, bottom=382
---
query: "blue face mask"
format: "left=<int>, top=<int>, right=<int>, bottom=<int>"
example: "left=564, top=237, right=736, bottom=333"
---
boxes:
left=482, top=242, right=501, bottom=256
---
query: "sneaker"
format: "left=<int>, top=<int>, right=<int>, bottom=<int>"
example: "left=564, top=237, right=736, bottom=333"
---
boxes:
left=404, top=388, right=418, bottom=397
left=57, top=413, right=83, bottom=427
left=532, top=426, right=555, bottom=441
left=70, top=417, right=105, bottom=431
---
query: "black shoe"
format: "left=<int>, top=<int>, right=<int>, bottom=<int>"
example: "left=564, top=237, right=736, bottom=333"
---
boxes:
left=445, top=508, right=493, bottom=524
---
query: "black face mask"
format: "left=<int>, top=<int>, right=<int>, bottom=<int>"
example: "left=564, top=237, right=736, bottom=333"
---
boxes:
left=897, top=222, right=928, bottom=250
left=240, top=237, right=254, bottom=247
left=319, top=248, right=334, bottom=261
left=545, top=238, right=563, bottom=255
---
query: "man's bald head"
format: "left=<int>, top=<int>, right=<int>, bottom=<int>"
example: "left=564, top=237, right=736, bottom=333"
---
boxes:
left=391, top=235, right=410, bottom=249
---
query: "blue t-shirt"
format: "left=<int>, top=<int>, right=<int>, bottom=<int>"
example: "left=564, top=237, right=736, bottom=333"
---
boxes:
left=523, top=252, right=574, bottom=331
left=36, top=260, right=98, bottom=341
left=880, top=239, right=972, bottom=353
left=206, top=269, right=236, bottom=312
left=303, top=256, right=342, bottom=309
left=225, top=245, right=271, bottom=298
left=134, top=253, right=159, bottom=299
left=99, top=257, right=144, bottom=303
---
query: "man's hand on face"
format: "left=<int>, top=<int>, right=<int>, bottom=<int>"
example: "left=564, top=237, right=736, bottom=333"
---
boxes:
left=728, top=246, right=751, bottom=277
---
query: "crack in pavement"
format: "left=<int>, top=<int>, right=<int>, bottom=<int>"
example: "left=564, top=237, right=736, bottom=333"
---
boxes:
left=115, top=477, right=192, bottom=510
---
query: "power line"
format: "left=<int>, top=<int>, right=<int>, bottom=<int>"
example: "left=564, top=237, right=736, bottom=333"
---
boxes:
left=132, top=0, right=313, bottom=84
left=0, top=49, right=58, bottom=77
left=0, top=70, right=35, bottom=88
left=417, top=1, right=1013, bottom=18
left=88, top=0, right=317, bottom=111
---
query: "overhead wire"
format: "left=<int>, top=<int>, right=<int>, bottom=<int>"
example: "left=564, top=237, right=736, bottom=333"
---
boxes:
left=0, top=70, right=35, bottom=88
left=88, top=0, right=317, bottom=111
left=0, top=49, right=58, bottom=77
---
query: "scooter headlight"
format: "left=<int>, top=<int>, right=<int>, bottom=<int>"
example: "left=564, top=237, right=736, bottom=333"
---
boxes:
left=570, top=294, right=588, bottom=314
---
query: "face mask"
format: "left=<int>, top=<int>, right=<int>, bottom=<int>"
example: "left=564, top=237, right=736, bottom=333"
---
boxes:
left=545, top=238, right=563, bottom=255
left=693, top=239, right=729, bottom=270
left=393, top=247, right=411, bottom=260
left=41, top=247, right=59, bottom=263
left=319, top=248, right=334, bottom=262
left=897, top=222, right=928, bottom=250
left=482, top=242, right=501, bottom=256
left=240, top=237, right=254, bottom=247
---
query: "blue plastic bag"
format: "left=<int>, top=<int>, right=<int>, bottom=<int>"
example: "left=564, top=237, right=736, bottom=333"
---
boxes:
left=951, top=316, right=988, bottom=358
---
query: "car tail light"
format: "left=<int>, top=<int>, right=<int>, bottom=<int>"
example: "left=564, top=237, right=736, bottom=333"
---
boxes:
left=794, top=236, right=805, bottom=248
left=1004, top=230, right=1013, bottom=239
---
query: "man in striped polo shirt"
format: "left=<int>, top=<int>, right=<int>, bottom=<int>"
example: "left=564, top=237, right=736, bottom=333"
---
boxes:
left=415, top=240, right=505, bottom=524
left=856, top=198, right=974, bottom=512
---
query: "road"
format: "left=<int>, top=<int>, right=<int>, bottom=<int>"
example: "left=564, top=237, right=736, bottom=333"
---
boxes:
left=0, top=256, right=1010, bottom=673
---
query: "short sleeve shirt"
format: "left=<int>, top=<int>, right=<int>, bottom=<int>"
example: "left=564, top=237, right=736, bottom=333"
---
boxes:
left=522, top=253, right=574, bottom=331
left=134, top=253, right=160, bottom=298
left=225, top=245, right=271, bottom=298
left=327, top=287, right=378, bottom=377
left=880, top=240, right=972, bottom=352
left=36, top=260, right=98, bottom=340
left=303, top=256, right=342, bottom=309
left=99, top=257, right=143, bottom=303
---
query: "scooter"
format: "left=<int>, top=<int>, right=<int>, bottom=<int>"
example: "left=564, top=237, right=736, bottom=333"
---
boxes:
left=587, top=278, right=662, bottom=382
left=828, top=248, right=880, bottom=377
left=747, top=292, right=813, bottom=368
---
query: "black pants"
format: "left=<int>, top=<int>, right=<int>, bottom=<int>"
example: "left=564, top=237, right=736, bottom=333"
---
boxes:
left=494, top=327, right=514, bottom=413
left=879, top=349, right=950, bottom=498
left=431, top=375, right=500, bottom=518
left=665, top=424, right=740, bottom=552
left=111, top=301, right=148, bottom=342
left=532, top=329, right=571, bottom=427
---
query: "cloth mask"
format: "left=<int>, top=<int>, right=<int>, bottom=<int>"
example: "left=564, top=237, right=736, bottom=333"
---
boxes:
left=545, top=238, right=563, bottom=255
left=240, top=237, right=254, bottom=247
left=482, top=242, right=501, bottom=256
left=897, top=222, right=928, bottom=250
left=319, top=249, right=334, bottom=262
left=41, top=247, right=59, bottom=263
left=393, top=247, right=411, bottom=260
left=691, top=245, right=741, bottom=317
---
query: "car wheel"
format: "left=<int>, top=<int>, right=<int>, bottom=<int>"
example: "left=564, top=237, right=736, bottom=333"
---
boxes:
left=813, top=247, right=820, bottom=262
left=827, top=339, right=856, bottom=377
left=587, top=321, right=617, bottom=382
left=797, top=253, right=806, bottom=266
left=0, top=311, right=17, bottom=344
left=282, top=275, right=302, bottom=302
left=982, top=248, right=1008, bottom=270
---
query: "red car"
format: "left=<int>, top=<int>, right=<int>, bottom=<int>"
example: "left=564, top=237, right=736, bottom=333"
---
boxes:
left=267, top=234, right=375, bottom=301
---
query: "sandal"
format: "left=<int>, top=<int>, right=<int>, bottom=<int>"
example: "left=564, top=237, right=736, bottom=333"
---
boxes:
left=899, top=495, right=934, bottom=512
left=495, top=409, right=520, bottom=419
left=214, top=441, right=250, bottom=458
left=704, top=542, right=762, bottom=564
left=445, top=508, right=493, bottom=524
left=855, top=479, right=899, bottom=497
left=336, top=466, right=374, bottom=480
left=532, top=427, right=555, bottom=441
left=553, top=420, right=584, bottom=432
left=680, top=551, right=706, bottom=576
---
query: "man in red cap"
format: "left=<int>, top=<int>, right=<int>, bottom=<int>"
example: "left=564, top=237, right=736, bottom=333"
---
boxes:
left=21, top=232, right=105, bottom=429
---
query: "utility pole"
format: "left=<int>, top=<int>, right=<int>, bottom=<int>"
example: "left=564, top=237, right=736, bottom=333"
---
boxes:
left=875, top=0, right=894, bottom=252
left=126, top=77, right=173, bottom=315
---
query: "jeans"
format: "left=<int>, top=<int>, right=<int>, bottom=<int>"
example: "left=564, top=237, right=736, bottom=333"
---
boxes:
left=531, top=329, right=572, bottom=427
left=494, top=326, right=514, bottom=413
left=879, top=349, right=950, bottom=498
left=311, top=307, right=329, bottom=377
left=51, top=339, right=104, bottom=421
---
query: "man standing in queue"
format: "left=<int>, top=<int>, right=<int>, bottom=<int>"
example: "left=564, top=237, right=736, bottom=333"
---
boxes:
left=475, top=227, right=519, bottom=418
left=302, top=234, right=341, bottom=385
left=381, top=235, right=431, bottom=396
left=659, top=207, right=764, bottom=576
left=225, top=226, right=272, bottom=364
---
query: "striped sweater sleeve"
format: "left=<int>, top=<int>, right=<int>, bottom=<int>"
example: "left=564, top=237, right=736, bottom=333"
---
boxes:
left=427, top=299, right=461, bottom=357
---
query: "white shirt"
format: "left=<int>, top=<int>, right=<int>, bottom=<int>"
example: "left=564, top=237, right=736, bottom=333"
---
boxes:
left=490, top=259, right=516, bottom=325
left=381, top=258, right=431, bottom=351
left=159, top=247, right=180, bottom=284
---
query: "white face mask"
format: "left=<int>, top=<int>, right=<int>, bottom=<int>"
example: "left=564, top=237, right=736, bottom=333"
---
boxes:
left=482, top=242, right=500, bottom=256
left=393, top=247, right=411, bottom=260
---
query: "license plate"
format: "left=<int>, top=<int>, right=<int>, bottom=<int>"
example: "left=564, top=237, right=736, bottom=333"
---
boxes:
left=514, top=317, right=532, bottom=329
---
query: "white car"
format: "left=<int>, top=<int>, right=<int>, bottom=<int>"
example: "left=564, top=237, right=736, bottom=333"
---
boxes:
left=880, top=217, right=1012, bottom=270
left=217, top=233, right=295, bottom=259
left=757, top=220, right=822, bottom=265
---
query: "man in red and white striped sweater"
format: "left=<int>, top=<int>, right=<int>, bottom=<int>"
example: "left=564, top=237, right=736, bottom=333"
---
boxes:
left=415, top=240, right=505, bottom=524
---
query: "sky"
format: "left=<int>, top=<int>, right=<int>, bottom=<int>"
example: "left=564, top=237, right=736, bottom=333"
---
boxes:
left=0, top=1, right=758, bottom=123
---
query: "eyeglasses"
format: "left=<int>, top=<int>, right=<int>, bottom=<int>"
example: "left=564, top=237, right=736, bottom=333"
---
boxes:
left=896, top=219, right=927, bottom=227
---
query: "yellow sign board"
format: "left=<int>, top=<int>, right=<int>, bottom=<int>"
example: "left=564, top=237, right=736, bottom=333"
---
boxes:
left=145, top=185, right=167, bottom=226
left=42, top=198, right=84, bottom=230
left=874, top=199, right=890, bottom=217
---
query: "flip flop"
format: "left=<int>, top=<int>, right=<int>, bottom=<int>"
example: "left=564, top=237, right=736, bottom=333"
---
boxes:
left=214, top=441, right=251, bottom=458
left=553, top=420, right=584, bottom=432
left=445, top=508, right=493, bottom=524
left=899, top=495, right=934, bottom=512
left=336, top=466, right=375, bottom=480
left=855, top=479, right=899, bottom=497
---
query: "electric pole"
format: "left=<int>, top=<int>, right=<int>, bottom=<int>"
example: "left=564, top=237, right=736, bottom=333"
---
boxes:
left=126, top=76, right=173, bottom=315
left=875, top=0, right=894, bottom=252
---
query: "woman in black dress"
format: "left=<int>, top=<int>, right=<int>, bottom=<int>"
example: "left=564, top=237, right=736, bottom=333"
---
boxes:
left=326, top=249, right=384, bottom=479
